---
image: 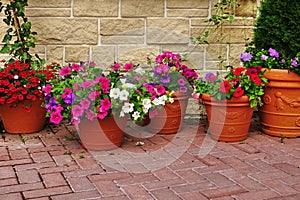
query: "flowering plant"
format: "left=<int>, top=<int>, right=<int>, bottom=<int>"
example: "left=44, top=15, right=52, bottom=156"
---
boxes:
left=193, top=66, right=268, bottom=107
left=0, top=60, right=57, bottom=111
left=151, top=51, right=198, bottom=94
left=44, top=61, right=138, bottom=125
left=241, top=47, right=300, bottom=76
left=123, top=66, right=174, bottom=122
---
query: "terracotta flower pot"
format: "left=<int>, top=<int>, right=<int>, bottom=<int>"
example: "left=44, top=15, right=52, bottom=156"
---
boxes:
left=0, top=99, right=46, bottom=134
left=147, top=91, right=189, bottom=134
left=260, top=69, right=300, bottom=137
left=77, top=116, right=127, bottom=150
left=202, top=93, right=254, bottom=142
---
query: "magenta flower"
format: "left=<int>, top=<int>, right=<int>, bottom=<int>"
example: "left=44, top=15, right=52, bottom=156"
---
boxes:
left=100, top=99, right=111, bottom=111
left=81, top=80, right=93, bottom=89
left=50, top=111, right=63, bottom=125
left=71, top=117, right=80, bottom=125
left=88, top=91, right=99, bottom=101
left=85, top=109, right=96, bottom=121
left=124, top=63, right=133, bottom=71
left=149, top=108, right=158, bottom=119
left=43, top=84, right=52, bottom=94
left=97, top=107, right=108, bottom=119
left=60, top=66, right=71, bottom=76
left=156, top=85, right=166, bottom=95
left=110, top=62, right=120, bottom=70
left=72, top=105, right=84, bottom=117
left=61, top=88, right=72, bottom=98
left=71, top=63, right=81, bottom=71
left=178, top=78, right=186, bottom=86
left=80, top=98, right=91, bottom=110
left=88, top=61, right=96, bottom=67
left=179, top=86, right=187, bottom=93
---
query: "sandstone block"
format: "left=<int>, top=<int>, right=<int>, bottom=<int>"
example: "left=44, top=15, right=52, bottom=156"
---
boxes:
left=73, top=0, right=118, bottom=17
left=191, top=27, right=253, bottom=44
left=30, top=18, right=98, bottom=45
left=65, top=46, right=90, bottom=63
left=191, top=18, right=255, bottom=27
left=46, top=46, right=64, bottom=64
left=92, top=46, right=116, bottom=69
left=101, top=36, right=144, bottom=44
left=167, top=0, right=209, bottom=9
left=101, top=19, right=144, bottom=36
left=147, top=19, right=189, bottom=44
left=236, top=0, right=257, bottom=18
left=26, top=8, right=71, bottom=17
left=28, top=0, right=71, bottom=8
left=118, top=45, right=160, bottom=66
left=167, top=9, right=208, bottom=17
left=162, top=44, right=204, bottom=53
left=229, top=44, right=246, bottom=67
left=206, top=45, right=227, bottom=61
left=121, top=0, right=164, bottom=17
left=183, top=52, right=204, bottom=70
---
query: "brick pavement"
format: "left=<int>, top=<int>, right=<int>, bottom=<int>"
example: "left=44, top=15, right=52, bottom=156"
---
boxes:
left=0, top=118, right=299, bottom=200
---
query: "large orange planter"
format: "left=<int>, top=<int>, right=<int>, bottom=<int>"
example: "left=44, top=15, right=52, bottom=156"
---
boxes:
left=260, top=69, right=300, bottom=137
left=77, top=116, right=127, bottom=150
left=0, top=99, right=46, bottom=134
left=202, top=94, right=254, bottom=142
left=147, top=91, right=189, bottom=134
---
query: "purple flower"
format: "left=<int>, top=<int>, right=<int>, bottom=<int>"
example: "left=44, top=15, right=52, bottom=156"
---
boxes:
left=281, top=59, right=286, bottom=63
left=268, top=48, right=279, bottom=58
left=260, top=55, right=268, bottom=61
left=292, top=59, right=298, bottom=67
left=240, top=52, right=253, bottom=62
left=160, top=74, right=170, bottom=84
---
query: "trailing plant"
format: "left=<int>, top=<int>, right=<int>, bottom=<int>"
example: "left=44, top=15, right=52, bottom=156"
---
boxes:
left=0, top=0, right=42, bottom=66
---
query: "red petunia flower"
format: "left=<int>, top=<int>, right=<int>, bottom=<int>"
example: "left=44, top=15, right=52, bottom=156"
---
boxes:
left=250, top=74, right=261, bottom=86
left=233, top=87, right=245, bottom=98
left=233, top=67, right=245, bottom=76
left=219, top=81, right=232, bottom=93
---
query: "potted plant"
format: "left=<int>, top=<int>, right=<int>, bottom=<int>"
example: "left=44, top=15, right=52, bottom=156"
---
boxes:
left=0, top=0, right=57, bottom=133
left=44, top=61, right=139, bottom=150
left=193, top=66, right=267, bottom=142
left=146, top=51, right=198, bottom=134
left=241, top=0, right=300, bottom=137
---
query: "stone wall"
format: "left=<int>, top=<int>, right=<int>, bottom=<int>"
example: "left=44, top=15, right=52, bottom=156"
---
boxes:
left=0, top=0, right=259, bottom=115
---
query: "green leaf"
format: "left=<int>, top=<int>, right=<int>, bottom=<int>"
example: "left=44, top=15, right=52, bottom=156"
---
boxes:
left=0, top=45, right=10, bottom=53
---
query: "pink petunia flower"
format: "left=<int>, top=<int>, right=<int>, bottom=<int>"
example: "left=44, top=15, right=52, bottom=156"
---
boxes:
left=50, top=111, right=63, bottom=125
left=80, top=98, right=91, bottom=110
left=156, top=85, right=166, bottom=95
left=88, top=90, right=99, bottom=101
left=43, top=84, right=52, bottom=94
left=124, top=63, right=133, bottom=71
left=72, top=105, right=84, bottom=117
left=60, top=66, right=71, bottom=76
left=81, top=80, right=93, bottom=89
left=85, top=109, right=96, bottom=121
left=71, top=63, right=81, bottom=71
left=97, top=107, right=108, bottom=119
left=100, top=99, right=111, bottom=111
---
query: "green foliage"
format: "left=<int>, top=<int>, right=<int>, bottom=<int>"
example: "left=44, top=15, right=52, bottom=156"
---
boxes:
left=0, top=0, right=42, bottom=65
left=194, top=0, right=239, bottom=45
left=253, top=0, right=300, bottom=59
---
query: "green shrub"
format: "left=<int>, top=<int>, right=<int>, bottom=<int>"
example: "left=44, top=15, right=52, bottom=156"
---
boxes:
left=253, top=0, right=300, bottom=59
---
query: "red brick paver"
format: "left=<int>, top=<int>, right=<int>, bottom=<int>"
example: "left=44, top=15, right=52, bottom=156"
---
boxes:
left=0, top=119, right=299, bottom=199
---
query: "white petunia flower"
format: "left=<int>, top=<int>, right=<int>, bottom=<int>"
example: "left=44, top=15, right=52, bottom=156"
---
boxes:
left=142, top=98, right=152, bottom=109
left=124, top=83, right=135, bottom=89
left=14, top=75, right=19, bottom=79
left=135, top=67, right=145, bottom=74
left=132, top=111, right=140, bottom=121
left=169, top=97, right=174, bottom=103
left=120, top=78, right=126, bottom=85
left=119, top=110, right=125, bottom=118
left=110, top=88, right=120, bottom=99
left=153, top=98, right=161, bottom=106
left=119, top=90, right=129, bottom=101
left=122, top=102, right=134, bottom=113
left=142, top=106, right=149, bottom=113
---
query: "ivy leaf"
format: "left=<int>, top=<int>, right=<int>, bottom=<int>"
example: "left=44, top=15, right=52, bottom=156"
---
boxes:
left=0, top=45, right=10, bottom=53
